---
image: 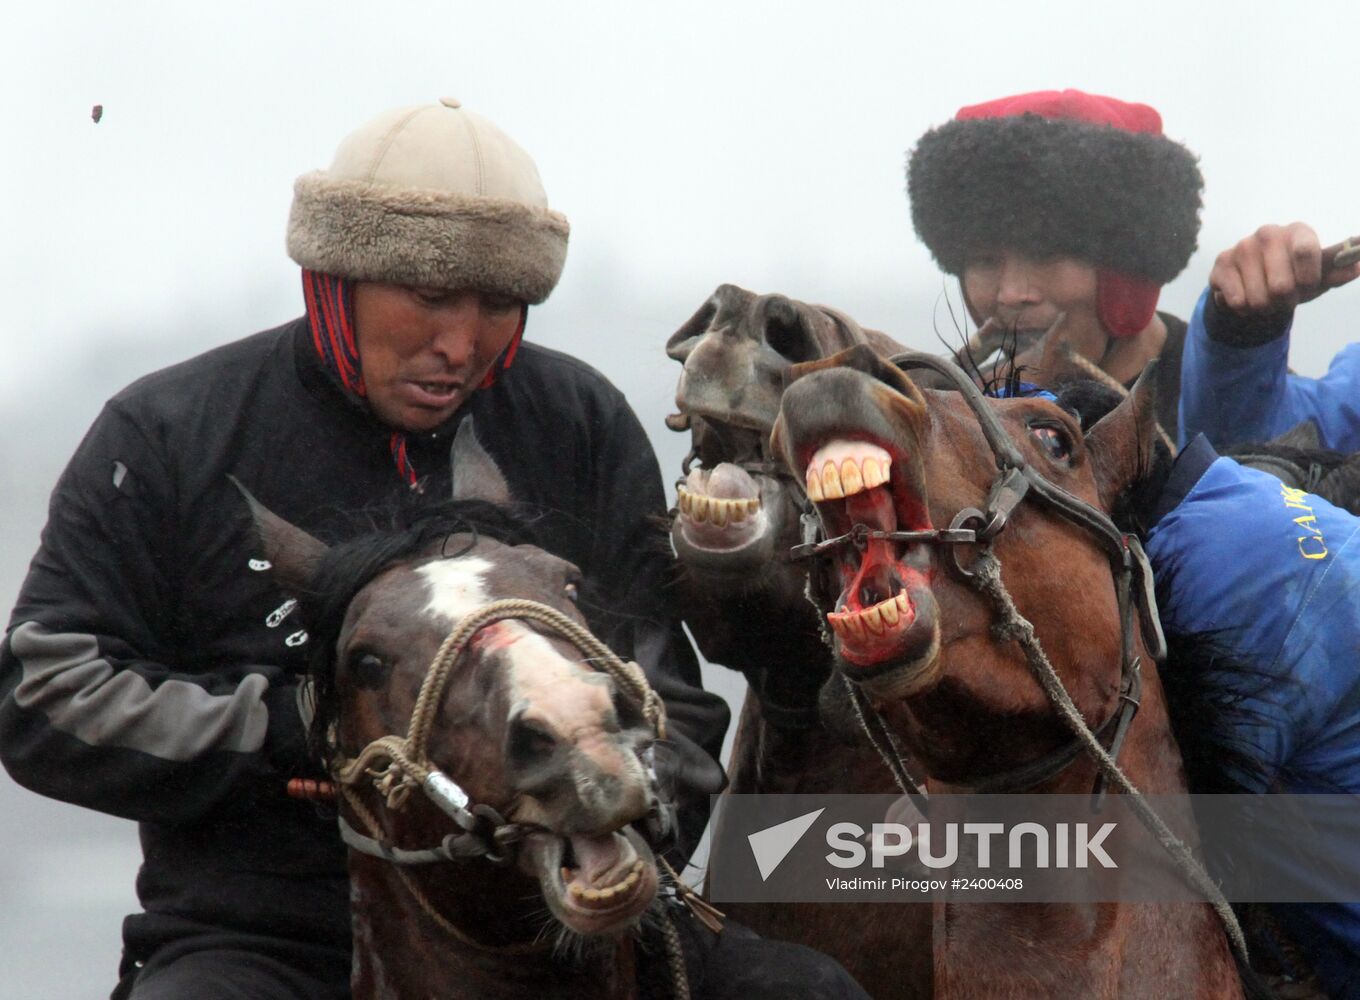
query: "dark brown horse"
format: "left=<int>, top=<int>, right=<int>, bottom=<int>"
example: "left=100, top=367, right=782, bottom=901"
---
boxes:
left=665, top=285, right=931, bottom=998
left=770, top=346, right=1247, bottom=998
left=242, top=425, right=686, bottom=1000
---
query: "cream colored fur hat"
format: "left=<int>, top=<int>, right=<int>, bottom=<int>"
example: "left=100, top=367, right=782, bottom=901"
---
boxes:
left=287, top=98, right=569, bottom=304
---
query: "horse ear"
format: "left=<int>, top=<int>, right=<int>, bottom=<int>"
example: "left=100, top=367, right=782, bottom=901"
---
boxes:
left=1084, top=361, right=1160, bottom=510
left=228, top=476, right=327, bottom=594
left=451, top=417, right=513, bottom=505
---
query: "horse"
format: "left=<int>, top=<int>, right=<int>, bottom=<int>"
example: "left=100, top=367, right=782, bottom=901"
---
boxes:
left=239, top=423, right=690, bottom=1000
left=769, top=344, right=1252, bottom=997
left=664, top=285, right=932, bottom=998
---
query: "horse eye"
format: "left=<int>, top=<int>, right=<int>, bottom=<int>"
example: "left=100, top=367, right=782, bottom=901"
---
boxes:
left=564, top=582, right=580, bottom=603
left=346, top=651, right=388, bottom=687
left=1031, top=425, right=1072, bottom=462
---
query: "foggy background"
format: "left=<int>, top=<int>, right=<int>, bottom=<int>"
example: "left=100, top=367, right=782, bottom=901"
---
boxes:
left=2, top=2, right=1357, bottom=995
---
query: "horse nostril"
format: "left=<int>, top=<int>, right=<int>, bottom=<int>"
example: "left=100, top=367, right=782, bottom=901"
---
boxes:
left=506, top=713, right=560, bottom=771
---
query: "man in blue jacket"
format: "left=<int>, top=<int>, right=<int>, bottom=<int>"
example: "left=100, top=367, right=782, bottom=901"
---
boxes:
left=1142, top=428, right=1360, bottom=997
left=1178, top=222, right=1360, bottom=449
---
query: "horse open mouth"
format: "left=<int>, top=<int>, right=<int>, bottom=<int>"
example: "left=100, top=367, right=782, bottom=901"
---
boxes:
left=671, top=419, right=791, bottom=575
left=528, top=825, right=659, bottom=936
left=805, top=439, right=941, bottom=696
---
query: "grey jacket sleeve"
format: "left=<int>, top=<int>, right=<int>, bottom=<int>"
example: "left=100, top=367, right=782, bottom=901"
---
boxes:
left=0, top=402, right=307, bottom=825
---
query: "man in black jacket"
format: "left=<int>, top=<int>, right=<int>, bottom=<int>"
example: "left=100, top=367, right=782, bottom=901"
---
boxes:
left=0, top=98, right=750, bottom=999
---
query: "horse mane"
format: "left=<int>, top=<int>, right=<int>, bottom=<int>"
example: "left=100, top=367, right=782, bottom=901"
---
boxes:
left=298, top=497, right=545, bottom=762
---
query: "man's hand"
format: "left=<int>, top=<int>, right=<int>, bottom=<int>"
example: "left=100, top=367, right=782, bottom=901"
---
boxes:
left=1212, top=223, right=1360, bottom=317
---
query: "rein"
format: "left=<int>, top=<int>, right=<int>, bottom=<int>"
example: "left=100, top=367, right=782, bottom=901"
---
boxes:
left=329, top=597, right=673, bottom=955
left=799, top=350, right=1248, bottom=965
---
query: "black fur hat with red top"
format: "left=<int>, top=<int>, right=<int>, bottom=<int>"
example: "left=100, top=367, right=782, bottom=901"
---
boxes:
left=907, top=89, right=1203, bottom=336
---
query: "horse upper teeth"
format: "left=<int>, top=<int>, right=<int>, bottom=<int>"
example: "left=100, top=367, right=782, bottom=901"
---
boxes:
left=821, top=460, right=845, bottom=500
left=804, top=442, right=892, bottom=502
left=840, top=459, right=863, bottom=495
left=676, top=486, right=760, bottom=525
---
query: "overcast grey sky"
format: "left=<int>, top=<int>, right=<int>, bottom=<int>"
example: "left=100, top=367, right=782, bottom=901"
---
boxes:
left=2, top=2, right=1358, bottom=996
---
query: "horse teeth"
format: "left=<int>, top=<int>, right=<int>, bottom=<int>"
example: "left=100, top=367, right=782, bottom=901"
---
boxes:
left=879, top=598, right=900, bottom=626
left=861, top=606, right=884, bottom=635
left=821, top=461, right=845, bottom=500
left=806, top=468, right=824, bottom=502
left=678, top=489, right=692, bottom=514
left=840, top=459, right=864, bottom=496
left=729, top=500, right=748, bottom=523
left=693, top=495, right=710, bottom=520
left=896, top=593, right=909, bottom=613
left=710, top=501, right=729, bottom=527
left=863, top=458, right=890, bottom=489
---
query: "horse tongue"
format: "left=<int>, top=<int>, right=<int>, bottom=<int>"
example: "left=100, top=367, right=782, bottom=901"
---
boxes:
left=568, top=833, right=627, bottom=887
left=706, top=463, right=759, bottom=500
left=843, top=488, right=900, bottom=612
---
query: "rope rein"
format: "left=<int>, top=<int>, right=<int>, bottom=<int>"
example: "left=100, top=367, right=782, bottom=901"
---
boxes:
left=328, top=597, right=690, bottom=1000
left=334, top=598, right=666, bottom=814
left=969, top=552, right=1249, bottom=964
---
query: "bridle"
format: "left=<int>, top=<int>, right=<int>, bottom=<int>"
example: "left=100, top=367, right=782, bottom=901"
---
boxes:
left=329, top=598, right=673, bottom=948
left=792, top=349, right=1248, bottom=965
left=793, top=350, right=1161, bottom=798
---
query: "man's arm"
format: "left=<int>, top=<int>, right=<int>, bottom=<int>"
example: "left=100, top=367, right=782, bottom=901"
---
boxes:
left=0, top=403, right=309, bottom=825
left=1178, top=223, right=1360, bottom=450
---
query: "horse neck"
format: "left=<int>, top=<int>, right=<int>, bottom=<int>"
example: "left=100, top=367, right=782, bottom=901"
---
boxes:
left=346, top=854, right=638, bottom=1000
left=931, top=669, right=1242, bottom=998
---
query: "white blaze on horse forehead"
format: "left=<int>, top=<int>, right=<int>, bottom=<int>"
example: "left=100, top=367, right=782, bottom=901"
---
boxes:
left=805, top=440, right=892, bottom=502
left=418, top=557, right=497, bottom=622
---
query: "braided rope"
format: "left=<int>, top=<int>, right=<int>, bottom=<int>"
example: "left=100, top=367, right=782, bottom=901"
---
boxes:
left=334, top=598, right=667, bottom=812
left=408, top=599, right=666, bottom=763
left=970, top=552, right=1249, bottom=965
left=659, top=904, right=692, bottom=1000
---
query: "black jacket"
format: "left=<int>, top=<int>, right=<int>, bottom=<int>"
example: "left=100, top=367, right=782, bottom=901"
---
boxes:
left=0, top=318, right=728, bottom=944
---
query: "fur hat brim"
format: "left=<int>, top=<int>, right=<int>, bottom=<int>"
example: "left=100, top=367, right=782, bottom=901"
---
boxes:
left=287, top=173, right=569, bottom=305
left=907, top=115, right=1203, bottom=283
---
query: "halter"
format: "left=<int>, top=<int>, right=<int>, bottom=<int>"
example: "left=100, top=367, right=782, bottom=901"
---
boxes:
left=327, top=599, right=676, bottom=951
left=795, top=350, right=1248, bottom=965
left=332, top=598, right=668, bottom=863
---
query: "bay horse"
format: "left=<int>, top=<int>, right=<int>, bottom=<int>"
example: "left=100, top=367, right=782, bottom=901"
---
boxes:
left=770, top=345, right=1254, bottom=998
left=240, top=423, right=689, bottom=1000
left=665, top=285, right=931, bottom=997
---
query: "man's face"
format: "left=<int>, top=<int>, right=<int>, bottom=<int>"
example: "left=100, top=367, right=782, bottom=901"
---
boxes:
left=961, top=250, right=1099, bottom=337
left=353, top=282, right=523, bottom=432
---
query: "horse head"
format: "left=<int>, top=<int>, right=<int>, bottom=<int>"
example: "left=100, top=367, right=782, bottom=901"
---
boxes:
left=771, top=344, right=1161, bottom=786
left=239, top=423, right=666, bottom=951
left=665, top=283, right=903, bottom=674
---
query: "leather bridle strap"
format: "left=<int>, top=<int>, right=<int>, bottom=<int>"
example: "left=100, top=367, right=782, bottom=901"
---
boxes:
left=805, top=349, right=1246, bottom=965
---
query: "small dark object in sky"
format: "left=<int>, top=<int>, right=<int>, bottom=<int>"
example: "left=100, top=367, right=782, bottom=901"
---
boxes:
left=91, top=104, right=103, bottom=124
